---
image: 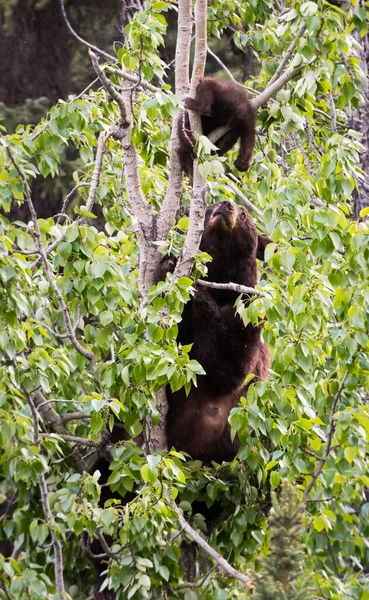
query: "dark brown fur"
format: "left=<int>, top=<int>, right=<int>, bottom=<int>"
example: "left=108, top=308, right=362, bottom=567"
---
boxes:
left=165, top=200, right=271, bottom=462
left=177, top=77, right=256, bottom=180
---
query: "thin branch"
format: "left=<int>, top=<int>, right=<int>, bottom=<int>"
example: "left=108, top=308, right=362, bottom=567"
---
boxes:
left=26, top=393, right=65, bottom=597
left=198, top=279, right=268, bottom=297
left=226, top=178, right=265, bottom=222
left=303, top=374, right=347, bottom=505
left=328, top=91, right=337, bottom=133
left=85, top=130, right=111, bottom=213
left=39, top=433, right=100, bottom=448
left=90, top=52, right=128, bottom=124
left=97, top=531, right=121, bottom=560
left=175, top=508, right=253, bottom=587
left=206, top=46, right=259, bottom=95
left=268, top=25, right=307, bottom=86
left=105, top=66, right=159, bottom=93
left=59, top=0, right=115, bottom=62
left=57, top=182, right=90, bottom=224
left=5, top=144, right=94, bottom=362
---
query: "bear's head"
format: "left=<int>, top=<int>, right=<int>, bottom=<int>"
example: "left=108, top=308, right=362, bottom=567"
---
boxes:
left=200, top=200, right=271, bottom=294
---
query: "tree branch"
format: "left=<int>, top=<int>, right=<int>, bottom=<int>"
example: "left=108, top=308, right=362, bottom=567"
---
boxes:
left=268, top=25, right=307, bottom=86
left=174, top=0, right=209, bottom=281
left=156, top=0, right=193, bottom=242
left=26, top=393, right=65, bottom=597
left=56, top=182, right=90, bottom=224
left=206, top=46, right=259, bottom=95
left=303, top=374, right=347, bottom=505
left=90, top=52, right=129, bottom=124
left=197, top=279, right=268, bottom=297
left=250, top=65, right=302, bottom=111
left=59, top=0, right=115, bottom=62
left=175, top=508, right=253, bottom=587
left=105, top=65, right=159, bottom=93
left=226, top=178, right=265, bottom=222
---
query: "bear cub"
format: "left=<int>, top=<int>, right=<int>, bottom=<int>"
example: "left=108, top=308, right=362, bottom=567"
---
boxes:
left=165, top=200, right=271, bottom=463
left=177, top=77, right=256, bottom=179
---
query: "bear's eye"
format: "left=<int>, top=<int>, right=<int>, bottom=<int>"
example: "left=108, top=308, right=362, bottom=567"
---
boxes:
left=240, top=212, right=246, bottom=220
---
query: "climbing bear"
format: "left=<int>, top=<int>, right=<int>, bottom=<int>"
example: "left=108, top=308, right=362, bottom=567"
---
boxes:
left=177, top=77, right=256, bottom=180
left=165, top=200, right=271, bottom=462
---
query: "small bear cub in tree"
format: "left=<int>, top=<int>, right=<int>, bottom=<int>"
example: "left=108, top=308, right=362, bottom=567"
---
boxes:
left=177, top=77, right=256, bottom=179
left=165, top=200, right=271, bottom=463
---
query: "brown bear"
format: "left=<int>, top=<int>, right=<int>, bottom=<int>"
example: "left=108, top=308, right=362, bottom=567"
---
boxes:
left=177, top=77, right=256, bottom=180
left=165, top=200, right=271, bottom=462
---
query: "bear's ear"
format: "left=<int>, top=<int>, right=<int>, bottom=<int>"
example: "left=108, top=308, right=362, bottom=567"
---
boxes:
left=256, top=235, right=273, bottom=261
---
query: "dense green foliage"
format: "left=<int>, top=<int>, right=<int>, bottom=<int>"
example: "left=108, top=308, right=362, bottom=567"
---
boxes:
left=1, top=1, right=369, bottom=599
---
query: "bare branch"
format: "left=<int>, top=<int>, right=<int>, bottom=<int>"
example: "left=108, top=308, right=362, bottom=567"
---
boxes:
left=156, top=0, right=193, bottom=241
left=226, top=178, right=265, bottom=222
left=303, top=374, right=347, bottom=505
left=105, top=66, right=159, bottom=93
left=206, top=46, right=259, bottom=95
left=175, top=508, right=253, bottom=587
left=85, top=130, right=111, bottom=213
left=175, top=0, right=193, bottom=100
left=26, top=393, right=65, bottom=597
left=174, top=0, right=209, bottom=281
left=251, top=65, right=302, bottom=111
left=90, top=52, right=129, bottom=124
left=57, top=182, right=90, bottom=224
left=197, top=279, right=268, bottom=297
left=59, top=0, right=115, bottom=62
left=268, top=25, right=307, bottom=86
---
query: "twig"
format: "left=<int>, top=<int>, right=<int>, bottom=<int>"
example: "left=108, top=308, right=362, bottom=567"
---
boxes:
left=59, top=0, right=115, bottom=62
left=226, top=178, right=265, bottom=222
left=268, top=25, right=307, bottom=86
left=303, top=374, right=347, bottom=505
left=105, top=66, right=159, bottom=93
left=206, top=46, right=259, bottom=95
left=175, top=508, right=253, bottom=587
left=39, top=433, right=100, bottom=448
left=198, top=279, right=267, bottom=297
left=26, top=393, right=65, bottom=597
